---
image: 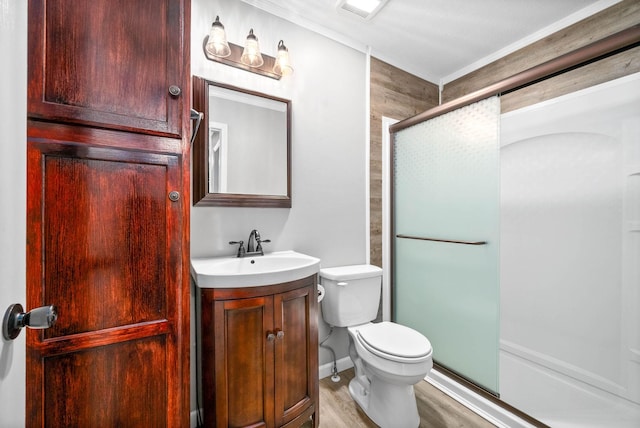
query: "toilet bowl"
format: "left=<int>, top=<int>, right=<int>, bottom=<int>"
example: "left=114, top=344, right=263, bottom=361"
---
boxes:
left=319, top=265, right=433, bottom=428
left=347, top=321, right=432, bottom=428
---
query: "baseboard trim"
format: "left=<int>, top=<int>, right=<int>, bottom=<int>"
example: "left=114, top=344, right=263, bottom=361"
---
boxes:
left=426, top=368, right=542, bottom=428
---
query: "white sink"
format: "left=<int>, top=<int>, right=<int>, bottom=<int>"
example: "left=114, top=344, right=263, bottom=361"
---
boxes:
left=191, top=250, right=321, bottom=288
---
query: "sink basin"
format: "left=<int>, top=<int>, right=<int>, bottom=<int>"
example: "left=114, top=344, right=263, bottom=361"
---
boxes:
left=191, top=250, right=321, bottom=288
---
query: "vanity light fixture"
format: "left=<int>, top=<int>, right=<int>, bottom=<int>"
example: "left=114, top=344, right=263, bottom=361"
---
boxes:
left=203, top=16, right=293, bottom=80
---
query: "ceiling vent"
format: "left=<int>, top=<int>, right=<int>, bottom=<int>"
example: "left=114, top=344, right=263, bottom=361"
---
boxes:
left=336, top=0, right=390, bottom=21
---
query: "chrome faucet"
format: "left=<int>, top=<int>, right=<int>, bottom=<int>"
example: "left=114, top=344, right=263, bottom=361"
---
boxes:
left=247, top=229, right=260, bottom=253
left=247, top=229, right=271, bottom=256
left=230, top=229, right=270, bottom=257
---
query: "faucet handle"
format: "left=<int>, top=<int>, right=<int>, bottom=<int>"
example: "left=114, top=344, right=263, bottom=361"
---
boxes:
left=229, top=240, right=246, bottom=258
left=256, top=239, right=270, bottom=254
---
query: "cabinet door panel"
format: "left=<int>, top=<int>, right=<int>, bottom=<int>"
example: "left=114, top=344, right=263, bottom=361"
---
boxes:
left=26, top=138, right=185, bottom=427
left=44, top=336, right=167, bottom=427
left=42, top=152, right=169, bottom=337
left=28, top=0, right=186, bottom=137
left=274, top=283, right=319, bottom=426
left=214, top=297, right=275, bottom=428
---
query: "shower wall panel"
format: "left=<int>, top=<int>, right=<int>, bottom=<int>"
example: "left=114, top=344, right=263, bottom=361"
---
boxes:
left=500, top=73, right=640, bottom=426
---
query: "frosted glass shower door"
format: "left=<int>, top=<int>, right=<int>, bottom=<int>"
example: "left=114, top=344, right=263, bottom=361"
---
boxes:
left=393, top=97, right=500, bottom=393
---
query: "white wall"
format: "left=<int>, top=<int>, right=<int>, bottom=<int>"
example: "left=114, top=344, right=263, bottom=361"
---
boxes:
left=190, top=0, right=368, bottom=265
left=190, top=0, right=368, bottom=418
left=0, top=0, right=27, bottom=426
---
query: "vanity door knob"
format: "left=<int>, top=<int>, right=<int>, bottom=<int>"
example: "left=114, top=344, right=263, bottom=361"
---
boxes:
left=168, top=85, right=181, bottom=97
left=267, top=331, right=276, bottom=342
left=276, top=329, right=284, bottom=339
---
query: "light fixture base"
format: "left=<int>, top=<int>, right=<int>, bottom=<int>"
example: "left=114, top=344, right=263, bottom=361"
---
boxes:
left=203, top=37, right=282, bottom=80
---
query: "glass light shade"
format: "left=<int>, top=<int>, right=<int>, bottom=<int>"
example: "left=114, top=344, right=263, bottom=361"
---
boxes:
left=205, top=16, right=231, bottom=58
left=240, top=29, right=264, bottom=68
left=272, top=40, right=293, bottom=77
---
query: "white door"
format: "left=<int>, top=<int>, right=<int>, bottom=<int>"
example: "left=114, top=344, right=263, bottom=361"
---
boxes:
left=0, top=1, right=27, bottom=426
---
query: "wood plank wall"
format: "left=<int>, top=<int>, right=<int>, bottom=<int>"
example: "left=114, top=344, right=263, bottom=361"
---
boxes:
left=369, top=58, right=438, bottom=267
left=442, top=0, right=640, bottom=112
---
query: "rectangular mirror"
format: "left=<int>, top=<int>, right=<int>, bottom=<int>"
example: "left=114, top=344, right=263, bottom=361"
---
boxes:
left=192, top=76, right=291, bottom=207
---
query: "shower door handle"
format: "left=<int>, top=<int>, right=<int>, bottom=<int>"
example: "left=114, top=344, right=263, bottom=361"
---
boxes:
left=396, top=234, right=487, bottom=245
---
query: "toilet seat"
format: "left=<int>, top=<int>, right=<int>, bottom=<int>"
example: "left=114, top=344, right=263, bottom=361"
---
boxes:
left=355, top=322, right=432, bottom=364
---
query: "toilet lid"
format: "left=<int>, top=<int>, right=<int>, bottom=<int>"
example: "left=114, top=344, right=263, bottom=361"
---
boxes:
left=356, top=322, right=432, bottom=362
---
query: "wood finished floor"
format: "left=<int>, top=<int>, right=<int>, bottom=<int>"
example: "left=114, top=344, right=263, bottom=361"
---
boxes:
left=318, top=369, right=496, bottom=428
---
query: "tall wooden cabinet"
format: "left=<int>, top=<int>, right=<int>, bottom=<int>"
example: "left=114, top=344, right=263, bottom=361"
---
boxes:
left=26, top=0, right=191, bottom=426
left=28, top=0, right=186, bottom=137
left=201, top=276, right=320, bottom=428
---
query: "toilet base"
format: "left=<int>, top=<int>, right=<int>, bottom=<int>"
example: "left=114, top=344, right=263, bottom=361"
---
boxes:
left=348, top=375, right=420, bottom=428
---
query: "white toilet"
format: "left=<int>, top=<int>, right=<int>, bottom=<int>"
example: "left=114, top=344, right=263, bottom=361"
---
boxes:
left=319, top=264, right=433, bottom=428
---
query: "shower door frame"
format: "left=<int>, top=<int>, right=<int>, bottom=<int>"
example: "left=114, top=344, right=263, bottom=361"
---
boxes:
left=389, top=25, right=640, bottom=137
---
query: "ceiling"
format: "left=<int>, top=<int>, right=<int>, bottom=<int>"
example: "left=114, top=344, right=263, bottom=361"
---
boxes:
left=240, top=0, right=616, bottom=84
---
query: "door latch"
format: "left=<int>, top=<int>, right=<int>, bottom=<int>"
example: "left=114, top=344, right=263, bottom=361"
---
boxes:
left=2, top=303, right=58, bottom=340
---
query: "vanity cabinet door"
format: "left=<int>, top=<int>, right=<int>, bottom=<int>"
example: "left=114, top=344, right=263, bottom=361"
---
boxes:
left=28, top=0, right=187, bottom=138
left=212, top=296, right=276, bottom=428
left=274, top=284, right=319, bottom=427
left=202, top=276, right=319, bottom=428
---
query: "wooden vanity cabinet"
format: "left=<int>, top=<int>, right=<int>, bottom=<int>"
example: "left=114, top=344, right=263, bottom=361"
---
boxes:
left=201, top=275, right=320, bottom=428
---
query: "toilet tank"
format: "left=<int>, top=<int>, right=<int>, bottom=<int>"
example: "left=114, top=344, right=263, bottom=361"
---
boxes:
left=319, top=264, right=383, bottom=327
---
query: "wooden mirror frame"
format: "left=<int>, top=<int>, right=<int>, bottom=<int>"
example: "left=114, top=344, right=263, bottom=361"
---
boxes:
left=192, top=76, right=292, bottom=207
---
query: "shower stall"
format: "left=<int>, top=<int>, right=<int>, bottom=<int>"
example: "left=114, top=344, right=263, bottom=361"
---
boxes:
left=390, top=44, right=640, bottom=426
